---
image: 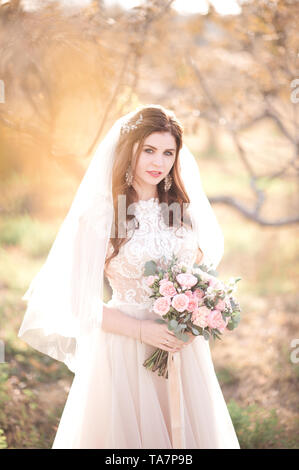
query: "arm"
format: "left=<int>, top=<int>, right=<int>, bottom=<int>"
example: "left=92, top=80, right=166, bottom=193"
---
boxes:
left=102, top=304, right=192, bottom=352
left=101, top=304, right=142, bottom=342
left=195, top=246, right=204, bottom=265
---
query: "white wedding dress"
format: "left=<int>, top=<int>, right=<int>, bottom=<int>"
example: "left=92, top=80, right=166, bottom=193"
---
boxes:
left=52, top=198, right=240, bottom=449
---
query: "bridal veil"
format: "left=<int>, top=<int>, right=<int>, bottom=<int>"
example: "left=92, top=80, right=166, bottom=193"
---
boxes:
left=18, top=105, right=224, bottom=373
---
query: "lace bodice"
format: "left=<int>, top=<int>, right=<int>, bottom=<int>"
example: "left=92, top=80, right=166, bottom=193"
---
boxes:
left=104, top=198, right=199, bottom=308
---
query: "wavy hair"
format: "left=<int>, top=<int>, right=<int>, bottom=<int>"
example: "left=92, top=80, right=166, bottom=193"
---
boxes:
left=104, top=104, right=194, bottom=275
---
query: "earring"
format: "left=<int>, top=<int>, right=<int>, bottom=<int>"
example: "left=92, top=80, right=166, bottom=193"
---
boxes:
left=125, top=164, right=134, bottom=187
left=164, top=173, right=172, bottom=192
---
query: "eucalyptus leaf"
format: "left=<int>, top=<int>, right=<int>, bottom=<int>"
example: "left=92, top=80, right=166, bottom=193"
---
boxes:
left=203, top=330, right=210, bottom=340
left=212, top=329, right=222, bottom=340
left=174, top=325, right=184, bottom=334
left=169, top=319, right=178, bottom=330
left=144, top=260, right=158, bottom=276
left=155, top=319, right=167, bottom=324
left=231, top=312, right=241, bottom=325
left=176, top=332, right=190, bottom=342
left=191, top=327, right=200, bottom=336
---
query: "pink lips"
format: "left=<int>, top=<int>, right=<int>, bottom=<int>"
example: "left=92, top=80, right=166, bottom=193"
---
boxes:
left=147, top=171, right=162, bottom=178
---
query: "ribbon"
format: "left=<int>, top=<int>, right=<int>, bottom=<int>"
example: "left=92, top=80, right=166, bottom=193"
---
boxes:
left=167, top=352, right=186, bottom=448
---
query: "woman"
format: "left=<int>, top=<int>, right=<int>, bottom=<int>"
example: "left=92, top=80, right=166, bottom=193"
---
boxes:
left=18, top=104, right=240, bottom=449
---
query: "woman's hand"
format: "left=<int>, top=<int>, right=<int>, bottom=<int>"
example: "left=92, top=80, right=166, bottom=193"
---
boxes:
left=140, top=320, right=195, bottom=353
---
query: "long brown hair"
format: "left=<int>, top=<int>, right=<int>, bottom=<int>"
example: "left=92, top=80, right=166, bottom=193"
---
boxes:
left=104, top=104, right=193, bottom=274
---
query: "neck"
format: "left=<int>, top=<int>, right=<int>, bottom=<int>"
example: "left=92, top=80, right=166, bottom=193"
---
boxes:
left=132, top=183, right=158, bottom=201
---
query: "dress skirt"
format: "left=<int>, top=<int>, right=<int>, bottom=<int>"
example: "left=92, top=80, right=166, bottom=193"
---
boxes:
left=51, top=299, right=240, bottom=449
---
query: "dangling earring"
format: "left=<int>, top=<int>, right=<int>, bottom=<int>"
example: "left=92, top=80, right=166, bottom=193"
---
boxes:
left=164, top=173, right=172, bottom=192
left=125, top=164, right=134, bottom=187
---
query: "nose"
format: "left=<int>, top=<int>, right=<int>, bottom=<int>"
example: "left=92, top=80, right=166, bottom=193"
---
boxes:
left=152, top=152, right=164, bottom=168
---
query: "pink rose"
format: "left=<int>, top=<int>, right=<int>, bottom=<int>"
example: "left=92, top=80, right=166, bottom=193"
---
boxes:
left=153, top=296, right=171, bottom=316
left=187, top=296, right=199, bottom=312
left=218, top=316, right=229, bottom=333
left=159, top=281, right=177, bottom=297
left=146, top=275, right=158, bottom=286
left=176, top=273, right=198, bottom=289
left=206, top=309, right=226, bottom=330
left=184, top=290, right=193, bottom=298
left=194, top=288, right=204, bottom=299
left=171, top=293, right=190, bottom=312
left=191, top=306, right=210, bottom=328
left=215, top=299, right=226, bottom=311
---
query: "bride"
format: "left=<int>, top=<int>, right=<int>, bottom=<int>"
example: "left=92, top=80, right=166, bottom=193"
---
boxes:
left=18, top=104, right=240, bottom=449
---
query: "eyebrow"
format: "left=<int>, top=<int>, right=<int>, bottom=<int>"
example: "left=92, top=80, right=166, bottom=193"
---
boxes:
left=144, top=144, right=176, bottom=151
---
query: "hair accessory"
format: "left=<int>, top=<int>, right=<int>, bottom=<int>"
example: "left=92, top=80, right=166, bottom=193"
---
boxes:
left=120, top=113, right=143, bottom=135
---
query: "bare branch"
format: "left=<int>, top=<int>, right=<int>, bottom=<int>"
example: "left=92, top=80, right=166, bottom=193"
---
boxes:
left=209, top=195, right=299, bottom=226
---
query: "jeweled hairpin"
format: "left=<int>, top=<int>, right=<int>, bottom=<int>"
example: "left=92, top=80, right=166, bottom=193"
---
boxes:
left=120, top=113, right=143, bottom=135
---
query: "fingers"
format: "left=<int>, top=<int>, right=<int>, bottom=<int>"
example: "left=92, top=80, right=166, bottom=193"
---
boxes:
left=159, top=325, right=193, bottom=352
left=165, top=336, right=181, bottom=349
left=161, top=345, right=180, bottom=353
left=163, top=338, right=184, bottom=352
left=159, top=337, right=181, bottom=353
left=161, top=342, right=179, bottom=352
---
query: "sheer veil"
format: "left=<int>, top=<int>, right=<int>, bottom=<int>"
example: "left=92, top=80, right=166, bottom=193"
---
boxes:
left=18, top=106, right=224, bottom=373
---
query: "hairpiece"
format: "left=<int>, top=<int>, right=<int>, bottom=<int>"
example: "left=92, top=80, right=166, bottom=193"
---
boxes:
left=120, top=113, right=143, bottom=135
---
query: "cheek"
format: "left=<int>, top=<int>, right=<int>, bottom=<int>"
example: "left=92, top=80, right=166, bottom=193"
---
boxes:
left=135, top=154, right=148, bottom=174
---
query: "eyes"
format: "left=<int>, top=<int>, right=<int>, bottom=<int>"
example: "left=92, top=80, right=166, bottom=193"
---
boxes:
left=144, top=148, right=174, bottom=156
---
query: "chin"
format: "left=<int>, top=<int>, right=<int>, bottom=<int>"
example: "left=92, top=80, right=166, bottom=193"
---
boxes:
left=143, top=176, right=162, bottom=186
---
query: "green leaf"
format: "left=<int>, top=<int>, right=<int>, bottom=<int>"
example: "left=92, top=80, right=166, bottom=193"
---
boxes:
left=191, top=327, right=200, bottom=335
left=212, top=329, right=222, bottom=340
left=174, top=324, right=187, bottom=335
left=144, top=260, right=158, bottom=276
left=155, top=318, right=167, bottom=324
left=203, top=329, right=210, bottom=340
left=207, top=268, right=218, bottom=277
left=176, top=332, right=190, bottom=342
left=231, top=312, right=241, bottom=326
left=169, top=319, right=178, bottom=330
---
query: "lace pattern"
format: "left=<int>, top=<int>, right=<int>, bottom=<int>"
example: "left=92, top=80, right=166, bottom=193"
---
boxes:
left=104, top=198, right=199, bottom=307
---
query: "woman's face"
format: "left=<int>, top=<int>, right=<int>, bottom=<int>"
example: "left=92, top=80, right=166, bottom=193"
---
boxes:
left=132, top=132, right=176, bottom=195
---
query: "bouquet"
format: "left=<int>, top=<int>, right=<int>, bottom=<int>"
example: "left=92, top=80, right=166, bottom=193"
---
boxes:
left=142, top=254, right=241, bottom=379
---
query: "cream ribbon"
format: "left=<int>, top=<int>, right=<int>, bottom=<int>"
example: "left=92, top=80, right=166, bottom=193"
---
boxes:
left=167, top=352, right=186, bottom=448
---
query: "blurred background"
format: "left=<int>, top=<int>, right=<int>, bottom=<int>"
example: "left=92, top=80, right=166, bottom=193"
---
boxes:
left=0, top=0, right=298, bottom=449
